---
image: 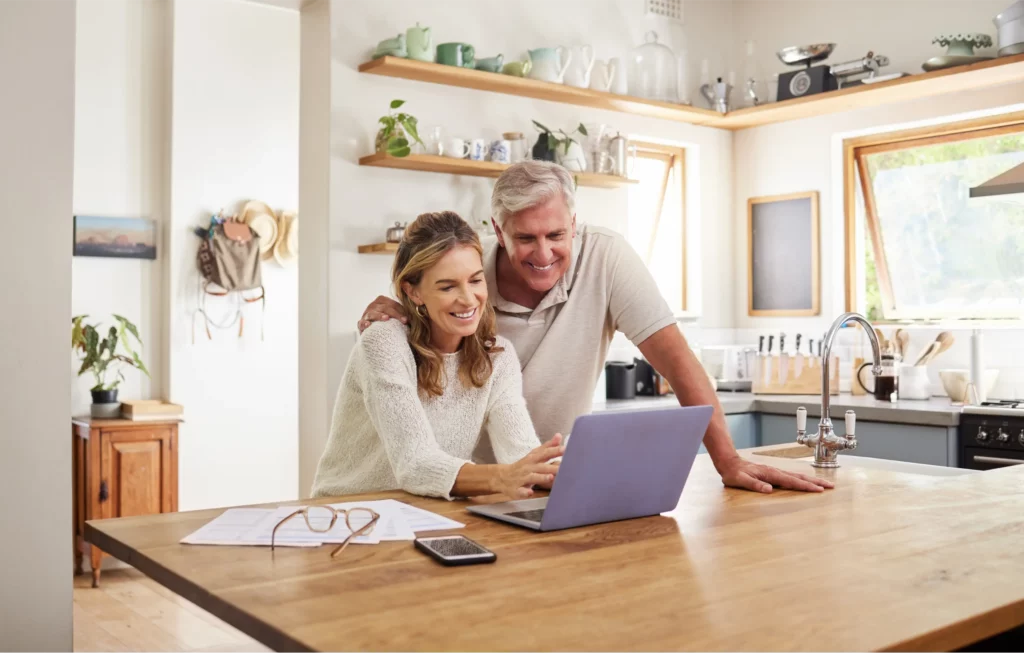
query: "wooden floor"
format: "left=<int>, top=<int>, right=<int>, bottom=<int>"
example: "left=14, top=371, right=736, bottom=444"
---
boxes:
left=74, top=568, right=269, bottom=652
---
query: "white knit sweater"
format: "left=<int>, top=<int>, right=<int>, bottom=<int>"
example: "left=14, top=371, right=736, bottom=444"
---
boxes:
left=310, top=320, right=541, bottom=499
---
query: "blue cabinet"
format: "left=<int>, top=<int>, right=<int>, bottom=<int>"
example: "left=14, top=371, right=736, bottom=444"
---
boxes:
left=759, top=414, right=956, bottom=466
left=700, top=413, right=760, bottom=454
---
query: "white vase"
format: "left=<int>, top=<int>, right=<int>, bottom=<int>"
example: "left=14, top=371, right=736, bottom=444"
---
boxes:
left=558, top=141, right=587, bottom=172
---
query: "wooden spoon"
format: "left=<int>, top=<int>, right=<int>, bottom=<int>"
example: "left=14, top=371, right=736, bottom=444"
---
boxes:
left=894, top=329, right=909, bottom=359
left=914, top=341, right=938, bottom=366
left=874, top=328, right=888, bottom=354
left=933, top=331, right=955, bottom=358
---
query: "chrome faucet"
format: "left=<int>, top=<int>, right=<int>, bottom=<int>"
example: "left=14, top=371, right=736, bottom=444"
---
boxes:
left=796, top=312, right=882, bottom=468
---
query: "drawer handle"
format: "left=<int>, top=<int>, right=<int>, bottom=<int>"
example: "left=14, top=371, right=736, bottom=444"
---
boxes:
left=99, top=480, right=109, bottom=502
left=972, top=455, right=1024, bottom=467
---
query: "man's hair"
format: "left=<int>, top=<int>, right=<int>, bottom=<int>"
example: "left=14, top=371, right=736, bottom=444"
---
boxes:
left=490, top=160, right=576, bottom=228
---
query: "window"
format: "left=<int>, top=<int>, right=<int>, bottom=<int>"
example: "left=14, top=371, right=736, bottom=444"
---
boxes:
left=848, top=115, right=1024, bottom=320
left=626, top=142, right=686, bottom=314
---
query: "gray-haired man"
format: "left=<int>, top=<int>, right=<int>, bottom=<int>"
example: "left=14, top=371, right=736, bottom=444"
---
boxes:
left=360, top=161, right=831, bottom=495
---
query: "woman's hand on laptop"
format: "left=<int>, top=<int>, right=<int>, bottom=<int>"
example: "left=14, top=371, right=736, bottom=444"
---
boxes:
left=490, top=434, right=565, bottom=500
left=357, top=295, right=408, bottom=333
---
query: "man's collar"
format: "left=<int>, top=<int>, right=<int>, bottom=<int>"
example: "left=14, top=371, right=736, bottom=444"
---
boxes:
left=482, top=225, right=584, bottom=314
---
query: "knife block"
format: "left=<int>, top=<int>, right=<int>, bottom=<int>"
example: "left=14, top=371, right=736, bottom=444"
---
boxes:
left=752, top=355, right=839, bottom=395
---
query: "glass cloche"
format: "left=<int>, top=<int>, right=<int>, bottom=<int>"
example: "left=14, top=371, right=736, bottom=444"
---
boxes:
left=628, top=31, right=678, bottom=102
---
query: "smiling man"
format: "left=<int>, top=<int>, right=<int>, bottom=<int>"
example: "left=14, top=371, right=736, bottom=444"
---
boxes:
left=360, top=161, right=830, bottom=494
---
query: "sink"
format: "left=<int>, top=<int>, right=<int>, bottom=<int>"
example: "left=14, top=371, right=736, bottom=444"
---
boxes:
left=747, top=445, right=977, bottom=477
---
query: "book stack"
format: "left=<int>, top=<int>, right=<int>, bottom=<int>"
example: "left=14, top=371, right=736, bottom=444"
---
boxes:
left=120, top=399, right=184, bottom=421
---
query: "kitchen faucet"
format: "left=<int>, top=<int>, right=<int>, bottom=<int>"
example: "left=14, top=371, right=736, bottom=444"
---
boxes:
left=796, top=312, right=882, bottom=468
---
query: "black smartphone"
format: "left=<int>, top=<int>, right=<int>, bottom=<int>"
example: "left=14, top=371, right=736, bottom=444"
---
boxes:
left=414, top=535, right=496, bottom=566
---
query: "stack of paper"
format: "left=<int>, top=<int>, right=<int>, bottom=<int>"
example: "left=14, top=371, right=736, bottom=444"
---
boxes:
left=181, top=499, right=464, bottom=547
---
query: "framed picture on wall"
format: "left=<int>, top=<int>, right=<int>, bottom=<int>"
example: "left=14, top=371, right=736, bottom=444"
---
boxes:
left=73, top=216, right=157, bottom=260
left=747, top=191, right=820, bottom=316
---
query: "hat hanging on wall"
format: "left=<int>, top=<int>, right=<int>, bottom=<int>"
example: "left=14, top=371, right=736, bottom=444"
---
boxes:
left=273, top=210, right=298, bottom=267
left=239, top=200, right=278, bottom=260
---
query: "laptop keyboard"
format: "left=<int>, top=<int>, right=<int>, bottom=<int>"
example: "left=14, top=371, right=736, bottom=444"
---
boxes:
left=505, top=508, right=546, bottom=523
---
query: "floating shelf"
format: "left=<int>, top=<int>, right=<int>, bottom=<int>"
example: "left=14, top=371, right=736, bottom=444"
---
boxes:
left=357, top=242, right=399, bottom=254
left=359, top=54, right=1024, bottom=131
left=358, top=152, right=640, bottom=188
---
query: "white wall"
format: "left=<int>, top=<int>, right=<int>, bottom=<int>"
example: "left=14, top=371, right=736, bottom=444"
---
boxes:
left=294, top=0, right=738, bottom=492
left=732, top=0, right=1009, bottom=101
left=169, top=0, right=300, bottom=510
left=72, top=0, right=168, bottom=415
left=0, top=0, right=75, bottom=649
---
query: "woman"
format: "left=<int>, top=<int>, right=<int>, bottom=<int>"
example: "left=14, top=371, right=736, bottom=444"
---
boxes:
left=312, top=211, right=563, bottom=500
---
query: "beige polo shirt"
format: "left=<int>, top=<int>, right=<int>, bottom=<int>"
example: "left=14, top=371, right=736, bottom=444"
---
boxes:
left=480, top=223, right=676, bottom=444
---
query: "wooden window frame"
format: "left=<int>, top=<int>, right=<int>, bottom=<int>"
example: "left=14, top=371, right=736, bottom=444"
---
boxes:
left=843, top=110, right=1024, bottom=317
left=747, top=191, right=821, bottom=317
left=630, top=141, right=687, bottom=312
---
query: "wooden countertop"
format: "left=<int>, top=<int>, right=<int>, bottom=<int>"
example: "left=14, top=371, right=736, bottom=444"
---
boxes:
left=86, top=451, right=1024, bottom=652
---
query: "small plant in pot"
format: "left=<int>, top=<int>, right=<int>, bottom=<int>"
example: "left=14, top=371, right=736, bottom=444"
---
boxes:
left=531, top=120, right=588, bottom=171
left=72, top=314, right=149, bottom=416
left=375, top=99, right=424, bottom=157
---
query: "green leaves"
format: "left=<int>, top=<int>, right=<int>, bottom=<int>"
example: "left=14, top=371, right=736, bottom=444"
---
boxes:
left=577, top=123, right=588, bottom=136
left=378, top=100, right=423, bottom=157
left=71, top=315, right=149, bottom=389
left=386, top=137, right=411, bottom=157
left=390, top=99, right=406, bottom=110
left=532, top=119, right=553, bottom=134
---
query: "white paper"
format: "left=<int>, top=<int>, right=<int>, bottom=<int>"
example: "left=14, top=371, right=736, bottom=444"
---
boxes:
left=180, top=508, right=319, bottom=547
left=381, top=499, right=465, bottom=533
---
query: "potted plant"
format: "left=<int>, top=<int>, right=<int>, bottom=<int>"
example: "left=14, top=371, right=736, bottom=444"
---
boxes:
left=375, top=99, right=424, bottom=157
left=72, top=314, right=150, bottom=415
left=531, top=120, right=588, bottom=171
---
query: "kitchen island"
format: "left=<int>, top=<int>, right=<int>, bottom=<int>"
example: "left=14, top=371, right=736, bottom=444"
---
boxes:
left=86, top=446, right=1024, bottom=651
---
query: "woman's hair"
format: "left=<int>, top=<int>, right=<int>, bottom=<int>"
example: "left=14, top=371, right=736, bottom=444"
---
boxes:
left=392, top=211, right=502, bottom=398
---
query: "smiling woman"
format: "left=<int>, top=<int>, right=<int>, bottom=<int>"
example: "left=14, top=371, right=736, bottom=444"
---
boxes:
left=311, top=211, right=566, bottom=502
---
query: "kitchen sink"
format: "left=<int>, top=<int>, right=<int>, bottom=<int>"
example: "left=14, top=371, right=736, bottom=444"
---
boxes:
left=746, top=445, right=977, bottom=477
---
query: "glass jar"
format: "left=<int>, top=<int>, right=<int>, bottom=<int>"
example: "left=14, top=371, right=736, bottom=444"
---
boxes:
left=627, top=31, right=678, bottom=102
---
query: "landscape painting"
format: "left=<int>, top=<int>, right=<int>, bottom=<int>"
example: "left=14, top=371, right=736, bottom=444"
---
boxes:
left=73, top=216, right=157, bottom=260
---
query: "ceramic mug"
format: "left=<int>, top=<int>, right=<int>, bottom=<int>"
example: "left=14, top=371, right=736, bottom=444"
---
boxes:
left=469, top=138, right=488, bottom=161
left=474, top=54, right=505, bottom=73
left=489, top=139, right=511, bottom=164
left=897, top=365, right=931, bottom=400
left=436, top=42, right=475, bottom=68
left=444, top=138, right=470, bottom=158
left=527, top=46, right=572, bottom=83
left=609, top=57, right=628, bottom=94
left=590, top=59, right=618, bottom=92
left=405, top=23, right=432, bottom=62
left=501, top=59, right=532, bottom=77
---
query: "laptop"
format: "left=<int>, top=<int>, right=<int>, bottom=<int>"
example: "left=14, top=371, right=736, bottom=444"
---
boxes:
left=467, top=405, right=713, bottom=531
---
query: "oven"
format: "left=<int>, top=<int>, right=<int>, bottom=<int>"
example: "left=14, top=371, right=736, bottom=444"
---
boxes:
left=959, top=404, right=1024, bottom=470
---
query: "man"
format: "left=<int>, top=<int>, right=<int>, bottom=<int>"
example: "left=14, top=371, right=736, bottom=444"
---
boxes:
left=360, top=161, right=830, bottom=495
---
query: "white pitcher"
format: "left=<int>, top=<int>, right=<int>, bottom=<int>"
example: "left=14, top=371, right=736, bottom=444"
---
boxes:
left=609, top=56, right=628, bottom=94
left=590, top=58, right=618, bottom=92
left=527, top=47, right=572, bottom=84
left=564, top=45, right=596, bottom=89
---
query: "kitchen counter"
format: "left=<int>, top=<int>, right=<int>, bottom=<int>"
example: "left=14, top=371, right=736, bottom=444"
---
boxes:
left=594, top=392, right=963, bottom=427
left=86, top=446, right=1024, bottom=651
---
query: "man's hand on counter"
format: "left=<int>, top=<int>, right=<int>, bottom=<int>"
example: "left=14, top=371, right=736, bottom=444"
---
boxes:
left=715, top=455, right=834, bottom=493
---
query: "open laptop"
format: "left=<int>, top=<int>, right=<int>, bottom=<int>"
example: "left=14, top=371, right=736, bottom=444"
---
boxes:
left=467, top=405, right=713, bottom=531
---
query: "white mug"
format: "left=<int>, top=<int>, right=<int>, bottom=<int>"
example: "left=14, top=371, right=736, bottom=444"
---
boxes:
left=489, top=139, right=511, bottom=164
left=444, top=138, right=470, bottom=158
left=609, top=57, right=628, bottom=94
left=898, top=365, right=931, bottom=400
left=469, top=138, right=487, bottom=161
left=590, top=59, right=617, bottom=92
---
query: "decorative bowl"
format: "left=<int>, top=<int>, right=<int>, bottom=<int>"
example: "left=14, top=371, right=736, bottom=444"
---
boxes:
left=776, top=43, right=836, bottom=67
left=932, top=33, right=993, bottom=56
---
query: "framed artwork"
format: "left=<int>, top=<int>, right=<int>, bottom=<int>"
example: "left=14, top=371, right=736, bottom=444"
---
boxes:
left=73, top=216, right=157, bottom=260
left=747, top=191, right=820, bottom=316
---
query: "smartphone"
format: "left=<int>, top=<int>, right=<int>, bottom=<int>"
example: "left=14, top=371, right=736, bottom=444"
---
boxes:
left=414, top=535, right=496, bottom=566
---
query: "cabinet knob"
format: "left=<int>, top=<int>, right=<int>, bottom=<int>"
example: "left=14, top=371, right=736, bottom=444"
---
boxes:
left=99, top=480, right=108, bottom=502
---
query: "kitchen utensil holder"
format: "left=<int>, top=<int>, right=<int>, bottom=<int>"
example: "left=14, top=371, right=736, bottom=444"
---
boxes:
left=752, top=356, right=840, bottom=395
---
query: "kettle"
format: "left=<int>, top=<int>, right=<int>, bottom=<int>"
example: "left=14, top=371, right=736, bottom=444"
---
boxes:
left=385, top=221, right=407, bottom=243
left=700, top=77, right=733, bottom=113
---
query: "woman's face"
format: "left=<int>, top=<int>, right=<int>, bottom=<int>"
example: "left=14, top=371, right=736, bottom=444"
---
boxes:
left=405, top=245, right=488, bottom=343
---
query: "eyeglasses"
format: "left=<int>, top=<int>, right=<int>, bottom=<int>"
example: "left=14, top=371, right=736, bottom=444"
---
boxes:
left=271, top=506, right=380, bottom=558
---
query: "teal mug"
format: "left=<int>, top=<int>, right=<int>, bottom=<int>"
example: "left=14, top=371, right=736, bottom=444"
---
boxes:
left=436, top=42, right=475, bottom=68
left=474, top=54, right=504, bottom=73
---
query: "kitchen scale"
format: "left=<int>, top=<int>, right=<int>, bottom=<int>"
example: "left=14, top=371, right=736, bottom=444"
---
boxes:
left=776, top=43, right=839, bottom=101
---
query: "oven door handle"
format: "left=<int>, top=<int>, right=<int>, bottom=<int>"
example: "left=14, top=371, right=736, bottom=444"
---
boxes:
left=972, top=455, right=1024, bottom=467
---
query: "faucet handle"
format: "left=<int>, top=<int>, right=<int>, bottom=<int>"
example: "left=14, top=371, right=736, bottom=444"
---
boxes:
left=796, top=406, right=807, bottom=433
left=845, top=410, right=856, bottom=439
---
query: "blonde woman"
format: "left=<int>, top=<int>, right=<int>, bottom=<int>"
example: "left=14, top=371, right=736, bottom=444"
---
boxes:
left=312, top=211, right=564, bottom=500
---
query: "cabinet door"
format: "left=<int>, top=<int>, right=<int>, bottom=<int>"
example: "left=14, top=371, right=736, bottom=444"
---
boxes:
left=698, top=413, right=759, bottom=454
left=101, top=429, right=173, bottom=519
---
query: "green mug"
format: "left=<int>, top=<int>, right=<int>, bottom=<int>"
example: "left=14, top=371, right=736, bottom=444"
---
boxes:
left=474, top=54, right=505, bottom=73
left=436, top=42, right=475, bottom=68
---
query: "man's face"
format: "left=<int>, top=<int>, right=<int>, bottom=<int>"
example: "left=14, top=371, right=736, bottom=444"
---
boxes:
left=494, top=195, right=576, bottom=294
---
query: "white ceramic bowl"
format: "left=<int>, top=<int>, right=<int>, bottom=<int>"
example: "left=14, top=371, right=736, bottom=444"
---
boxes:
left=939, top=369, right=999, bottom=402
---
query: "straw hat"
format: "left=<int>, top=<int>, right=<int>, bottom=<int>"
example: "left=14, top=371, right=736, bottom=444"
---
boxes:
left=273, top=210, right=298, bottom=267
left=239, top=200, right=278, bottom=260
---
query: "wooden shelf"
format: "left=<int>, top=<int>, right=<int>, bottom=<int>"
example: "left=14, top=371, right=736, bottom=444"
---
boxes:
left=358, top=56, right=723, bottom=126
left=357, top=242, right=399, bottom=254
left=360, top=54, right=1024, bottom=131
left=358, top=152, right=640, bottom=188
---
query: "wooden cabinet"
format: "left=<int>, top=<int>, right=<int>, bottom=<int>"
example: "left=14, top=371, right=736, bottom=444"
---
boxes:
left=72, top=417, right=179, bottom=587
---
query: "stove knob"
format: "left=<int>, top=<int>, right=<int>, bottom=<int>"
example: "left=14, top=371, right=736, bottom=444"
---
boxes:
left=997, top=428, right=1010, bottom=443
left=976, top=428, right=990, bottom=443
left=1019, top=430, right=1024, bottom=447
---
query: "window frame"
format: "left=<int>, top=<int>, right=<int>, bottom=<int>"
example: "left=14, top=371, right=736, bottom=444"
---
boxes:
left=629, top=141, right=687, bottom=312
left=843, top=110, right=1024, bottom=321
